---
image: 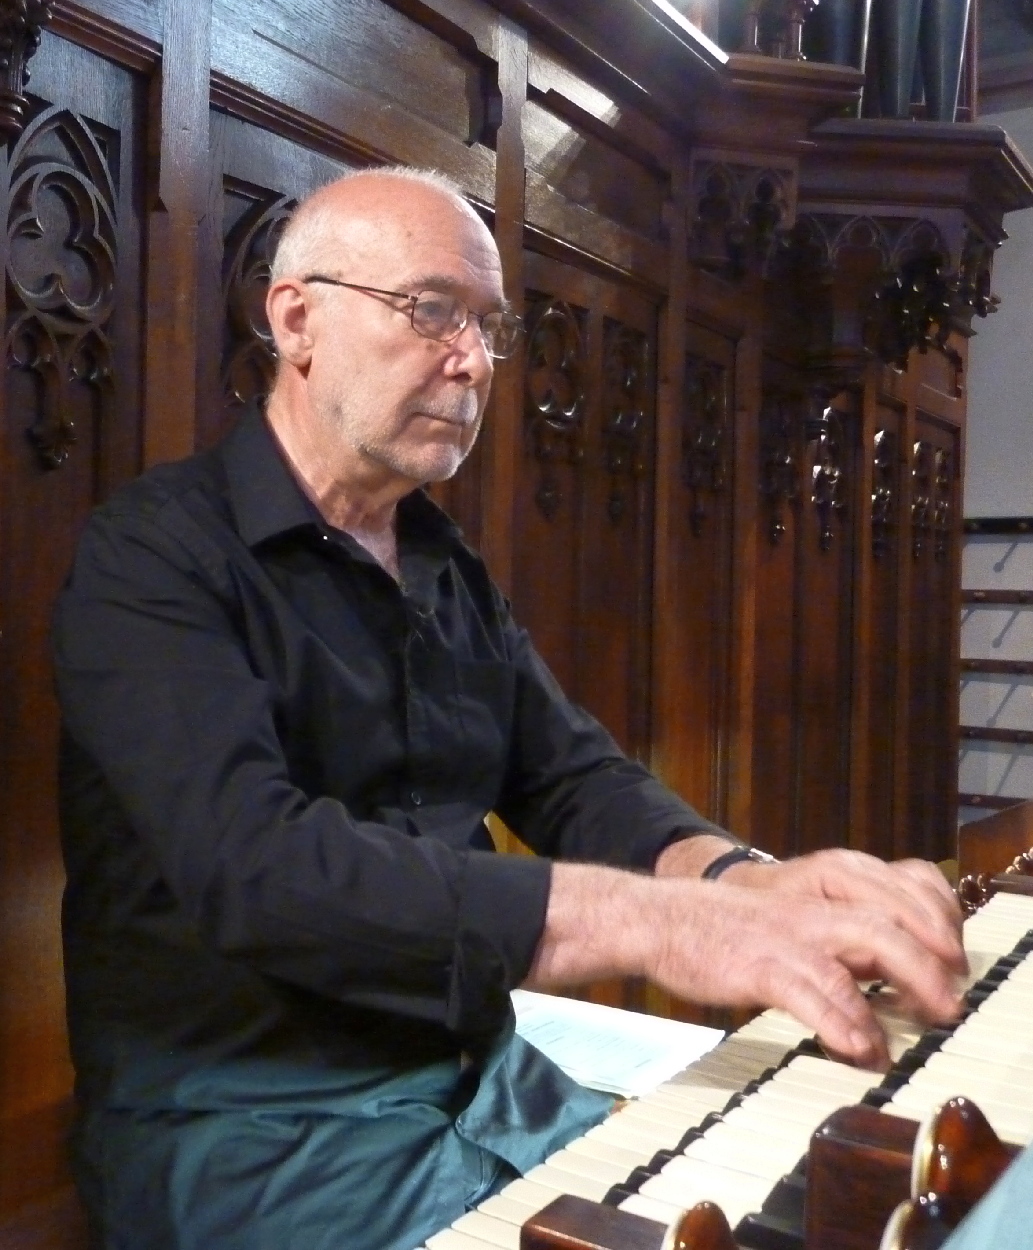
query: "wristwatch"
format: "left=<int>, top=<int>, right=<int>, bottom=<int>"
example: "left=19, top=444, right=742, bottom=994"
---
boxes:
left=701, top=845, right=779, bottom=881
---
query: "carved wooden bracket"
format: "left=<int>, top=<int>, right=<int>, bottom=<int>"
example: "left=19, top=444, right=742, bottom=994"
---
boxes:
left=774, top=207, right=1004, bottom=383
left=689, top=151, right=796, bottom=280
left=0, top=0, right=53, bottom=140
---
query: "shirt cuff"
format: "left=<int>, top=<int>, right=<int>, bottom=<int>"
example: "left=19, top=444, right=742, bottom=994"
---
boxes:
left=445, top=849, right=553, bottom=1040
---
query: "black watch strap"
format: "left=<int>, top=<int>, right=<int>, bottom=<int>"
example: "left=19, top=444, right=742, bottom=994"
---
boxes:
left=701, top=846, right=776, bottom=881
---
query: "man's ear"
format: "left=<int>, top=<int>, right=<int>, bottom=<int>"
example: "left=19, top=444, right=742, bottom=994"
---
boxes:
left=266, top=279, right=315, bottom=368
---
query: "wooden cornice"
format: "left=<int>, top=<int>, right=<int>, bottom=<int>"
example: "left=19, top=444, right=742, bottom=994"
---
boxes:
left=802, top=118, right=1033, bottom=228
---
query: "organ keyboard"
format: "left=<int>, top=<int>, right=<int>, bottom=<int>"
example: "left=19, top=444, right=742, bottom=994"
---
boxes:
left=417, top=889, right=1033, bottom=1250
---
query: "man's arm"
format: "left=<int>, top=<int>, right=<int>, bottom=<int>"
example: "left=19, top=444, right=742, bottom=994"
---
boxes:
left=525, top=856, right=966, bottom=1069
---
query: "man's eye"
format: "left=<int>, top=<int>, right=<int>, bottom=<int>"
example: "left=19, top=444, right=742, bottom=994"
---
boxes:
left=416, top=294, right=458, bottom=324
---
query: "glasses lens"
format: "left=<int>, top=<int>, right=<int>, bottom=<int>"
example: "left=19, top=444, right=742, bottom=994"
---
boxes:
left=411, top=291, right=465, bottom=342
left=482, top=313, right=523, bottom=360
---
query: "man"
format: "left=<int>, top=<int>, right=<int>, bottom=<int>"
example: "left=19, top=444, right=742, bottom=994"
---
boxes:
left=53, top=167, right=965, bottom=1250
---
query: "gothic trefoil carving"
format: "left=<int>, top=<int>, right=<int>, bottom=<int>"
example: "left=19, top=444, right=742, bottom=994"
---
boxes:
left=6, top=105, right=117, bottom=469
left=759, top=395, right=799, bottom=545
left=524, top=298, right=586, bottom=520
left=222, top=192, right=294, bottom=411
left=871, top=427, right=896, bottom=559
left=0, top=0, right=53, bottom=139
left=689, top=155, right=794, bottom=279
left=681, top=357, right=728, bottom=537
left=601, top=320, right=648, bottom=524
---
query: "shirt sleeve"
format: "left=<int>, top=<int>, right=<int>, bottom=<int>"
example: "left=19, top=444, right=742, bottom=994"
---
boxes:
left=53, top=505, right=550, bottom=1041
left=492, top=599, right=740, bottom=868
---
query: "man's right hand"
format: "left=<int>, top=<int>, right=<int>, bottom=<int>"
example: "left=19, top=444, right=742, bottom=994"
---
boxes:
left=523, top=861, right=964, bottom=1069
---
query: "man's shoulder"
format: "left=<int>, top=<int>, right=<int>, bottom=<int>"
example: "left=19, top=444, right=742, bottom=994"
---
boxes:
left=96, top=444, right=226, bottom=530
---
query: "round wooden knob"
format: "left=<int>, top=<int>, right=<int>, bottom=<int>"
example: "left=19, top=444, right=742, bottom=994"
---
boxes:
left=663, top=1201, right=737, bottom=1250
left=912, top=1096, right=1013, bottom=1226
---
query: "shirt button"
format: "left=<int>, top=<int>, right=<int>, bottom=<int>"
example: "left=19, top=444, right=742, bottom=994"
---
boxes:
left=321, top=533, right=329, bottom=542
left=411, top=790, right=422, bottom=806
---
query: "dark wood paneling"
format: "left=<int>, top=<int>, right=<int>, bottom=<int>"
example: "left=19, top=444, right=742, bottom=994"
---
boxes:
left=0, top=30, right=145, bottom=1217
left=211, top=0, right=499, bottom=202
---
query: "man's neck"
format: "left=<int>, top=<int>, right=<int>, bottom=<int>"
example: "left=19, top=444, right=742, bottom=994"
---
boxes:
left=264, top=391, right=405, bottom=580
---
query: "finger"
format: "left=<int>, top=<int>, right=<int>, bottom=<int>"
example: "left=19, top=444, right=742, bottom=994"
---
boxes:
left=761, top=957, right=889, bottom=1070
left=818, top=854, right=966, bottom=974
left=834, top=911, right=964, bottom=1027
left=893, top=859, right=966, bottom=943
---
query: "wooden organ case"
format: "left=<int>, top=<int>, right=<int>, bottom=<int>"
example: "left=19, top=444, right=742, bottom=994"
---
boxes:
left=1, top=0, right=1033, bottom=1239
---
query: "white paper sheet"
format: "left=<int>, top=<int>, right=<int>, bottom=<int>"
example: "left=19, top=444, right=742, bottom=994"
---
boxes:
left=511, top=989, right=724, bottom=1097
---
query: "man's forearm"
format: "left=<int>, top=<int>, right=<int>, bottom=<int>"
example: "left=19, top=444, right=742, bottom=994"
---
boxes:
left=522, top=862, right=662, bottom=989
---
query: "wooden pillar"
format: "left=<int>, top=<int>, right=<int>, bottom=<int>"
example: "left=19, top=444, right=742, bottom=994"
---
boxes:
left=143, top=0, right=210, bottom=465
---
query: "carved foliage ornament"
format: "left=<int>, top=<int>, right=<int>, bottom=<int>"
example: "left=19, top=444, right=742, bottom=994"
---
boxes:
left=601, top=320, right=649, bottom=524
left=524, top=298, right=586, bottom=520
left=807, top=399, right=848, bottom=552
left=0, top=0, right=53, bottom=139
left=871, top=427, right=896, bottom=559
left=759, top=395, right=799, bottom=545
left=681, top=357, right=728, bottom=537
left=6, top=104, right=117, bottom=468
left=911, top=440, right=952, bottom=561
left=222, top=192, right=294, bottom=411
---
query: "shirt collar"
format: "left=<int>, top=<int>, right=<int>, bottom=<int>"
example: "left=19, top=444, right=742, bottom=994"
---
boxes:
left=222, top=403, right=463, bottom=551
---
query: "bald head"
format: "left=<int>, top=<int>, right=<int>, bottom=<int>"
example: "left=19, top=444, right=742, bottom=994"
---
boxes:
left=263, top=165, right=505, bottom=511
left=271, top=167, right=491, bottom=285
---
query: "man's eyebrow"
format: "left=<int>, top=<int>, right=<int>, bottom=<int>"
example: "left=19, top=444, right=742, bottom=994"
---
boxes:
left=401, top=273, right=511, bottom=312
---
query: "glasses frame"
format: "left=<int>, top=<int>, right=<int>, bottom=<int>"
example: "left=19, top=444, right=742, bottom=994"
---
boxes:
left=300, top=275, right=522, bottom=360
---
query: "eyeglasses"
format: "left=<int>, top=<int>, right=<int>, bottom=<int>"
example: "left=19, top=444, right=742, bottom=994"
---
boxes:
left=301, top=276, right=523, bottom=360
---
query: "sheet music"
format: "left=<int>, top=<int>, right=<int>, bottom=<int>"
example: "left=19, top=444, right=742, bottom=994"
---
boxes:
left=511, top=989, right=724, bottom=1097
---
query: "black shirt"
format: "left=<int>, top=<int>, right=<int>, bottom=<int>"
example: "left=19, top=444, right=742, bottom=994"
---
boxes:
left=53, top=408, right=723, bottom=1113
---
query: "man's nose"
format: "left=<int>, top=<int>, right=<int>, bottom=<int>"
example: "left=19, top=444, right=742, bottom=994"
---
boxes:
left=445, top=320, right=494, bottom=382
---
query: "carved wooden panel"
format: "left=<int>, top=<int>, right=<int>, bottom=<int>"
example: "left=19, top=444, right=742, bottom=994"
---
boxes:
left=752, top=386, right=858, bottom=857
left=864, top=401, right=904, bottom=861
left=681, top=355, right=728, bottom=538
left=0, top=30, right=144, bottom=1218
left=907, top=417, right=959, bottom=861
left=514, top=250, right=657, bottom=958
left=656, top=326, right=736, bottom=828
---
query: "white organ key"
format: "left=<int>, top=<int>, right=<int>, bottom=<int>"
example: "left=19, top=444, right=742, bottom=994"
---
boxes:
left=425, top=1227, right=501, bottom=1250
left=522, top=1162, right=610, bottom=1202
left=636, top=1158, right=773, bottom=1223
left=542, top=1147, right=629, bottom=1186
left=449, top=1211, right=521, bottom=1249
left=563, top=1135, right=653, bottom=1171
left=476, top=1193, right=542, bottom=1226
left=678, top=1124, right=810, bottom=1181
